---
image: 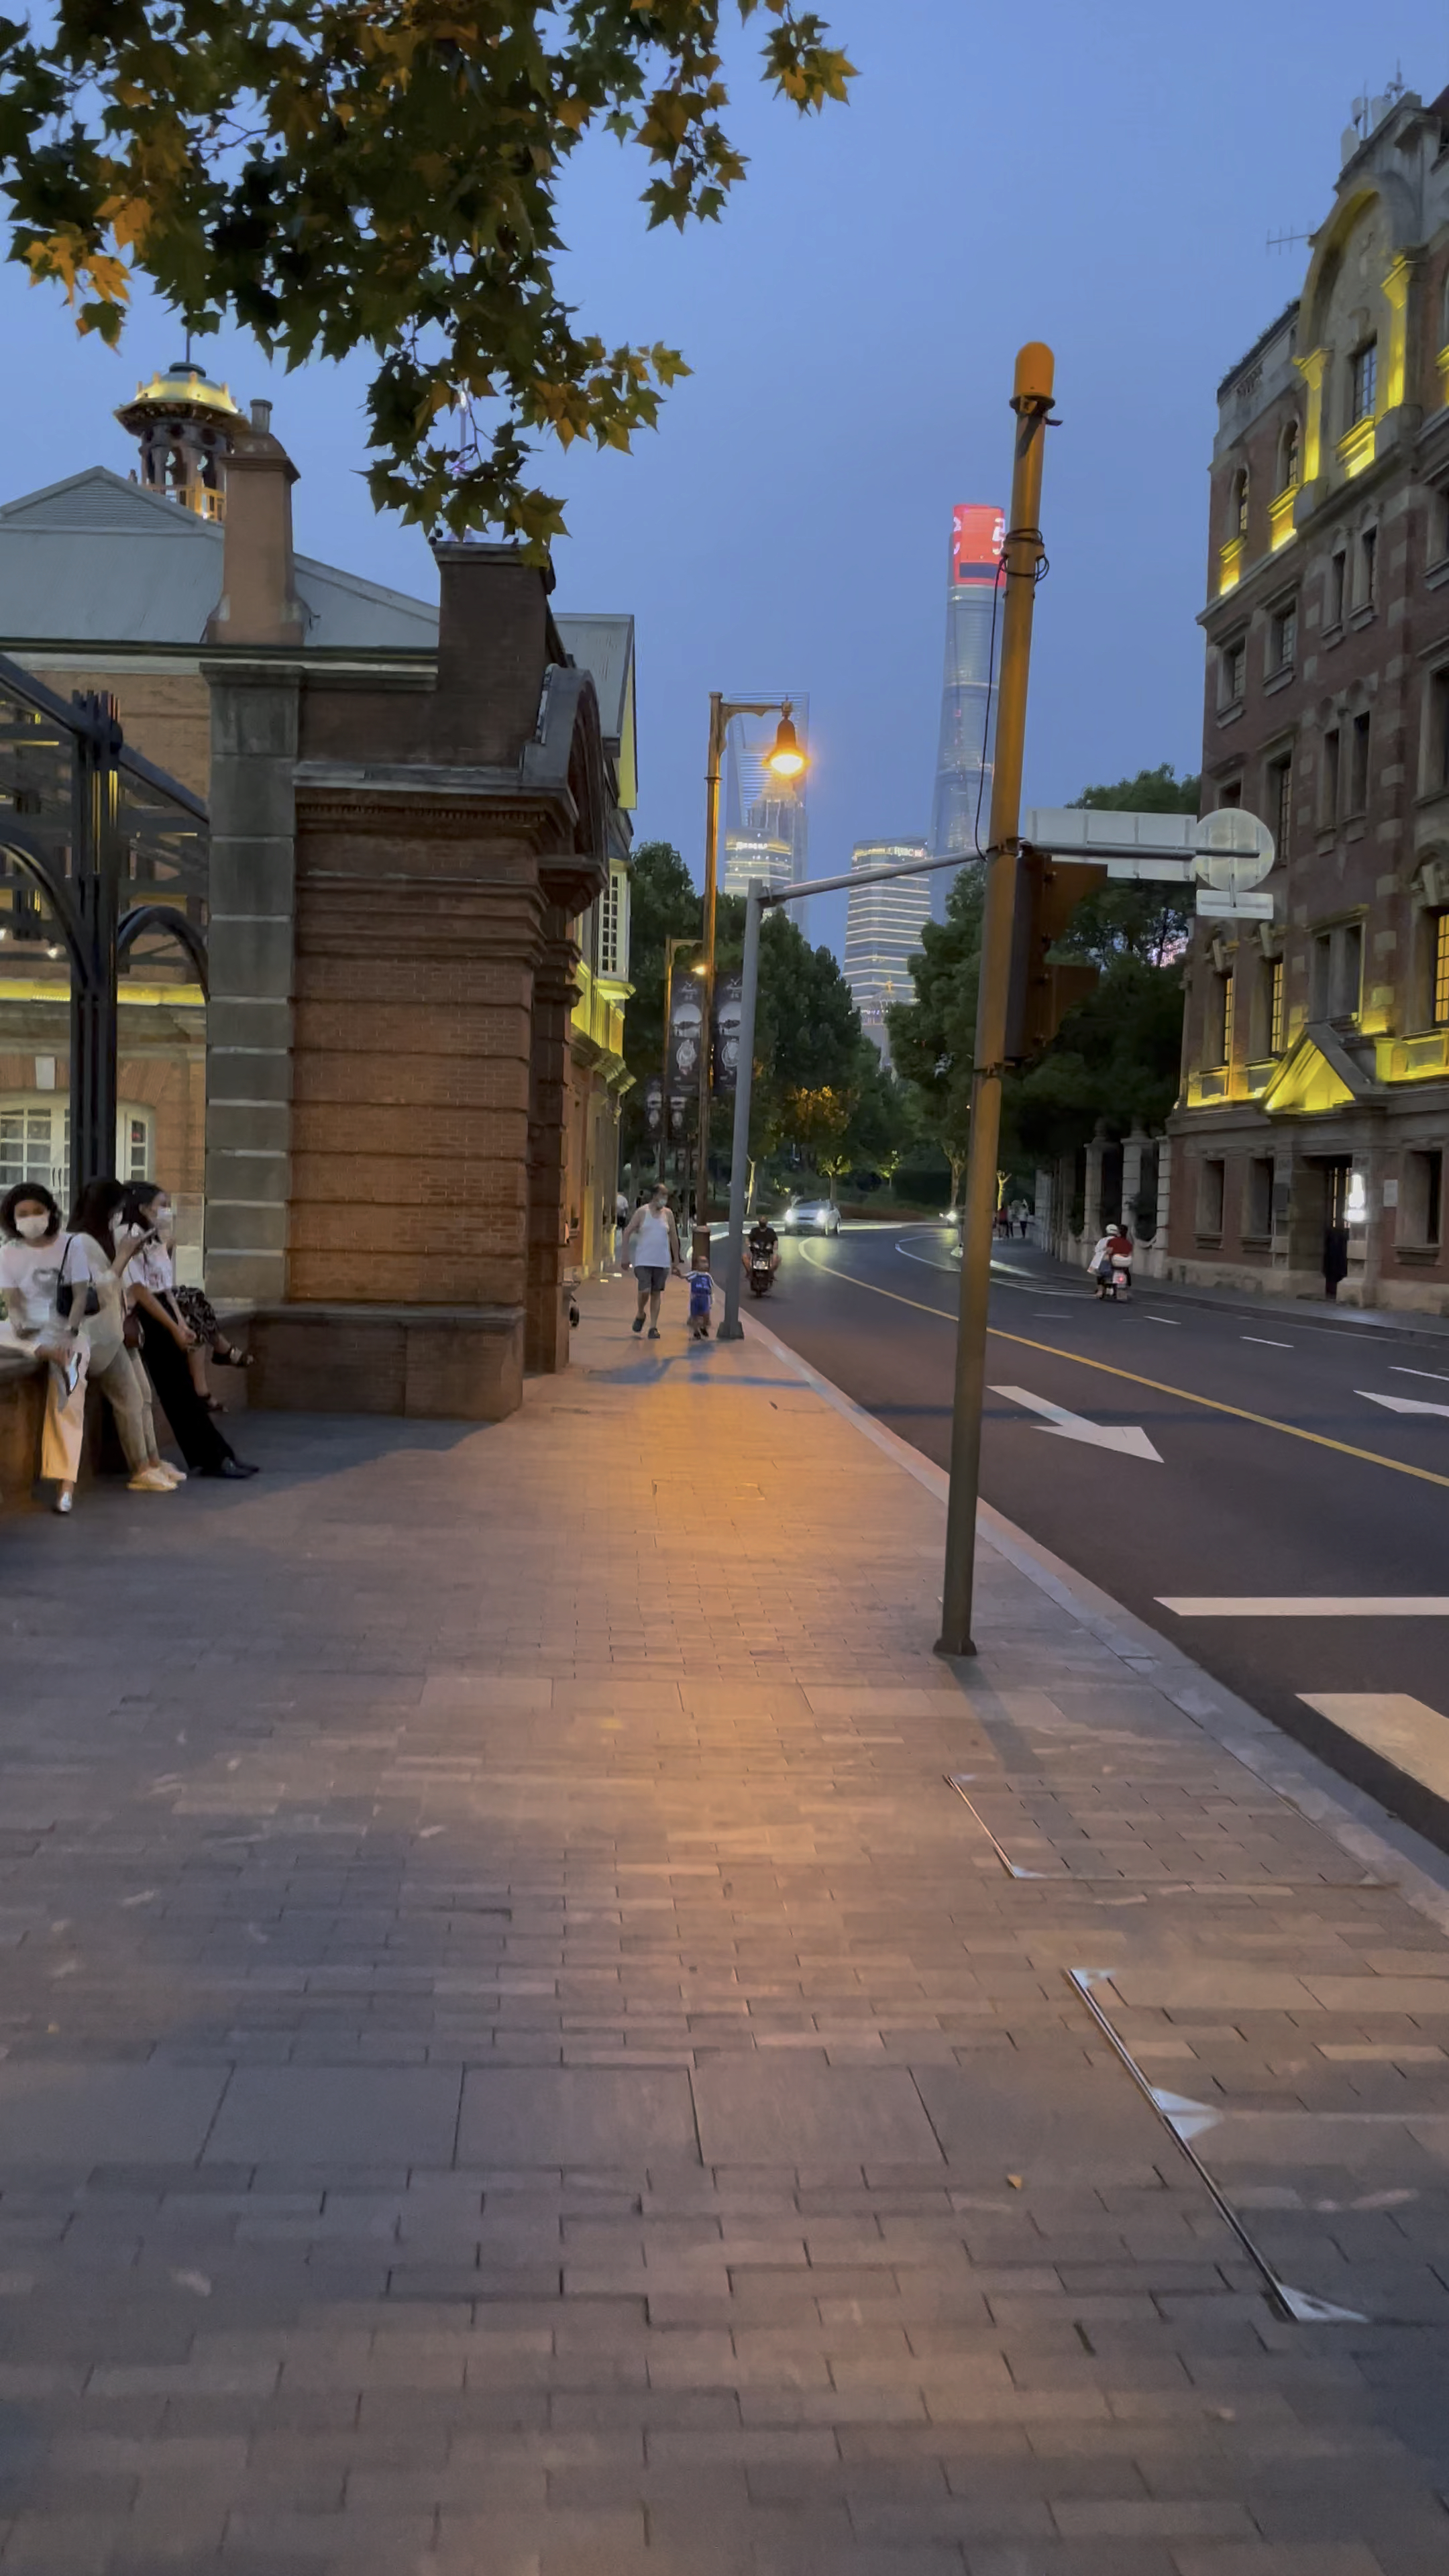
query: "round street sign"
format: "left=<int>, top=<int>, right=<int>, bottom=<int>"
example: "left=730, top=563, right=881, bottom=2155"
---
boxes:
left=1192, top=809, right=1275, bottom=893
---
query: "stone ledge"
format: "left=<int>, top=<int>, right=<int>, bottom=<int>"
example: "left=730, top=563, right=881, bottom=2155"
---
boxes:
left=239, top=1303, right=526, bottom=1422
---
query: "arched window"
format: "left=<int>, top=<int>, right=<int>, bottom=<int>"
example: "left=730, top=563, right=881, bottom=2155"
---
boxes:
left=1230, top=468, right=1249, bottom=540
left=1278, top=418, right=1300, bottom=494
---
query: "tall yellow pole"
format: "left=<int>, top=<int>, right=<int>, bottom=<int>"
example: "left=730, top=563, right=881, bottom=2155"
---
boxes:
left=937, top=343, right=1055, bottom=1658
left=696, top=693, right=725, bottom=1230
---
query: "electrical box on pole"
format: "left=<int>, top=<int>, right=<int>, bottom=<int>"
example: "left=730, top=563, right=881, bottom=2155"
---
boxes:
left=1004, top=850, right=1108, bottom=1060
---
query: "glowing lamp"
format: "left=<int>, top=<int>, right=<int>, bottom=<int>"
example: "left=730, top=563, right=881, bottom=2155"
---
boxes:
left=764, top=706, right=808, bottom=780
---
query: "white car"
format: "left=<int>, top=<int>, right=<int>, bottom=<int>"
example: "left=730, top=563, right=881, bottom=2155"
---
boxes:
left=779, top=1199, right=841, bottom=1236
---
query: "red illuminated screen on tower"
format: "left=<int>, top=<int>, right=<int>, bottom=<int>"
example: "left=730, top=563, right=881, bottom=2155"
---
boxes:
left=952, top=504, right=1006, bottom=584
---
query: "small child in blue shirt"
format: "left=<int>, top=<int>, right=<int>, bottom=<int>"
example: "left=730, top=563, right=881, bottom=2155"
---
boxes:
left=688, top=1251, right=714, bottom=1340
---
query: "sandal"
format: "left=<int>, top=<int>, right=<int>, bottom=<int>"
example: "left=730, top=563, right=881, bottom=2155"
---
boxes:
left=204, top=1395, right=229, bottom=1413
left=213, top=1343, right=254, bottom=1368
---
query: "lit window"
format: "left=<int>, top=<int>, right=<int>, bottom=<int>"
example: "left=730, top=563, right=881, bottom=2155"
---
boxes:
left=1268, top=957, right=1285, bottom=1054
left=1350, top=340, right=1378, bottom=423
left=1436, top=912, right=1449, bottom=1025
left=1279, top=420, right=1300, bottom=493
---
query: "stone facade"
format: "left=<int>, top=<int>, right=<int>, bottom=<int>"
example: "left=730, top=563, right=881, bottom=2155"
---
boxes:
left=1171, top=85, right=1449, bottom=1311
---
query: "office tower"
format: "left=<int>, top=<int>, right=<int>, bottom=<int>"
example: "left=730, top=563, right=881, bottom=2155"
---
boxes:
left=722, top=697, right=810, bottom=931
left=929, top=503, right=1004, bottom=917
left=844, top=839, right=931, bottom=1061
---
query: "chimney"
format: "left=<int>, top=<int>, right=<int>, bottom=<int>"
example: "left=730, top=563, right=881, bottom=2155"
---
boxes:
left=429, top=541, right=554, bottom=762
left=205, top=400, right=307, bottom=648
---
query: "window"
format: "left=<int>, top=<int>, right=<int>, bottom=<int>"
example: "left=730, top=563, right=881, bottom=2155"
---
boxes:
left=1429, top=481, right=1449, bottom=568
left=1223, top=640, right=1246, bottom=704
left=1334, top=922, right=1364, bottom=1020
left=1268, top=753, right=1293, bottom=860
left=1218, top=780, right=1242, bottom=808
left=1321, top=726, right=1341, bottom=825
left=1268, top=955, right=1285, bottom=1053
left=1430, top=672, right=1449, bottom=794
left=1358, top=525, right=1377, bottom=608
left=1350, top=339, right=1378, bottom=423
left=1269, top=600, right=1297, bottom=672
left=1278, top=419, right=1300, bottom=494
left=1327, top=549, right=1347, bottom=628
left=0, top=1100, right=152, bottom=1208
left=1311, top=931, right=1333, bottom=1018
left=1348, top=710, right=1371, bottom=815
left=1436, top=911, right=1449, bottom=1024
left=1402, top=1149, right=1444, bottom=1246
left=1197, top=1158, right=1226, bottom=1238
left=1246, top=1157, right=1275, bottom=1239
left=598, top=867, right=625, bottom=979
left=1210, top=968, right=1234, bottom=1067
left=1231, top=470, right=1249, bottom=539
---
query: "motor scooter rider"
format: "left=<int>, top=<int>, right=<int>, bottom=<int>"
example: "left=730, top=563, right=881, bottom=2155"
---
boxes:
left=745, top=1214, right=780, bottom=1277
left=1089, top=1223, right=1133, bottom=1299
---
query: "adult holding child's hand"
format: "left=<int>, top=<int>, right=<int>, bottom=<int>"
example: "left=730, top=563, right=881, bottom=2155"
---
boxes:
left=621, top=1185, right=682, bottom=1342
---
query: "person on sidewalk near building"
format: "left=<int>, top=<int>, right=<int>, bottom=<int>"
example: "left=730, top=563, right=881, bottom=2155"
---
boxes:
left=67, top=1179, right=182, bottom=1495
left=688, top=1244, right=714, bottom=1342
left=621, top=1183, right=682, bottom=1341
left=0, top=1181, right=161, bottom=1513
left=117, top=1183, right=258, bottom=1481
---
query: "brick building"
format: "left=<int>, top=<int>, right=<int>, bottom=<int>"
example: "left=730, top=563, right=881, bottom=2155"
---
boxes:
left=0, top=367, right=635, bottom=1322
left=1169, top=85, right=1449, bottom=1310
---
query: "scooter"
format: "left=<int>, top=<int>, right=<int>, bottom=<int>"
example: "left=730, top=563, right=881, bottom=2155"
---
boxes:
left=1100, top=1254, right=1132, bottom=1302
left=747, top=1251, right=775, bottom=1297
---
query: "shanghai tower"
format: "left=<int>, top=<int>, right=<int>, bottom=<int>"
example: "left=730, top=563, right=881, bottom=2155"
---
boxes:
left=928, top=502, right=1005, bottom=916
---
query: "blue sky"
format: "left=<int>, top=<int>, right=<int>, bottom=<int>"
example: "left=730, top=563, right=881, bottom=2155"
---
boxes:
left=1, top=1, right=1445, bottom=957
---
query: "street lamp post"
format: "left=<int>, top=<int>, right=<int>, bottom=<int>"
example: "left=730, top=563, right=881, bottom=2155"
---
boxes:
left=696, top=694, right=807, bottom=1231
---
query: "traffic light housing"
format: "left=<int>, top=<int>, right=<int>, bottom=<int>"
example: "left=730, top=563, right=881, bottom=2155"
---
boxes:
left=1004, top=849, right=1108, bottom=1061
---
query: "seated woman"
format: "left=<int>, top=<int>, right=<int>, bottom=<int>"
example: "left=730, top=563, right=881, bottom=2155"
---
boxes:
left=0, top=1180, right=168, bottom=1511
left=117, top=1182, right=258, bottom=1481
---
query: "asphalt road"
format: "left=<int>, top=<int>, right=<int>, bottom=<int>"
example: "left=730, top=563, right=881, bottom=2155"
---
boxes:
left=752, top=1221, right=1449, bottom=1805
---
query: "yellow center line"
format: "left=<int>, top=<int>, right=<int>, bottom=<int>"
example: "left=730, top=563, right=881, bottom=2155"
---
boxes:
left=798, top=1242, right=1449, bottom=1496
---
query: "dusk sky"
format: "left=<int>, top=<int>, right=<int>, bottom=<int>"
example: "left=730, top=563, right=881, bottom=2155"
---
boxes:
left=1, top=1, right=1446, bottom=957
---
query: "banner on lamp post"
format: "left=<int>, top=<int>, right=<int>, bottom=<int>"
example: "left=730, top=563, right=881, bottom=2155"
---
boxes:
left=643, top=1077, right=663, bottom=1140
left=712, top=973, right=743, bottom=1094
left=668, top=981, right=704, bottom=1095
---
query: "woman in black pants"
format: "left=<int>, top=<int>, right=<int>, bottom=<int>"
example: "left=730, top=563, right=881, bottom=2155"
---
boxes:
left=117, top=1183, right=258, bottom=1481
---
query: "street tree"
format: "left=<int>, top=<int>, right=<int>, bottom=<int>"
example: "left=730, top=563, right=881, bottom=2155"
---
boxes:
left=0, top=3, right=853, bottom=547
left=883, top=869, right=982, bottom=1208
left=621, top=839, right=698, bottom=1165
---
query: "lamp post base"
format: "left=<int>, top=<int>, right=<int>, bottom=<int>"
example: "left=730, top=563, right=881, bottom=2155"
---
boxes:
left=716, top=1318, right=745, bottom=1341
left=934, top=1635, right=979, bottom=1660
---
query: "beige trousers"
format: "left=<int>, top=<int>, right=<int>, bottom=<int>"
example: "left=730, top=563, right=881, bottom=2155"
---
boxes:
left=38, top=1341, right=152, bottom=1484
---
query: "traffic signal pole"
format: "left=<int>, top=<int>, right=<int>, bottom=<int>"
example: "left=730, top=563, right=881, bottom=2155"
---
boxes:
left=936, top=343, right=1056, bottom=1660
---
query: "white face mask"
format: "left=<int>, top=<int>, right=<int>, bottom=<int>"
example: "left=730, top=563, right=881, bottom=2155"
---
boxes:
left=14, top=1214, right=50, bottom=1242
left=150, top=1205, right=172, bottom=1234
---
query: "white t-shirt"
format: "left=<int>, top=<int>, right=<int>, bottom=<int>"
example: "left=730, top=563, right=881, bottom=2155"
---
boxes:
left=121, top=1232, right=174, bottom=1299
left=0, top=1230, right=93, bottom=1341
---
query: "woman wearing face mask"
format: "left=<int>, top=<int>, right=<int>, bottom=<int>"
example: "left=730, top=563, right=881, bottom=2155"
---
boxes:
left=68, top=1178, right=182, bottom=1493
left=117, top=1182, right=258, bottom=1481
left=0, top=1180, right=162, bottom=1513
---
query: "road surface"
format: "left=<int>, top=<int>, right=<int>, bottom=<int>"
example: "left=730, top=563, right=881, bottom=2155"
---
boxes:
left=753, top=1222, right=1449, bottom=1827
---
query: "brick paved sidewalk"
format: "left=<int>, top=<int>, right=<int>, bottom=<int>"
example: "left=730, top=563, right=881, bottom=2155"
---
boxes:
left=0, top=1273, right=1448, bottom=2573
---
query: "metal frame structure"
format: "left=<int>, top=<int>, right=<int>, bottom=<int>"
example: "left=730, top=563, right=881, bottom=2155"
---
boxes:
left=0, top=651, right=209, bottom=1199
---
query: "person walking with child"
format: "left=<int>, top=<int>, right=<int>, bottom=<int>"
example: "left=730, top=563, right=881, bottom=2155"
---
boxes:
left=621, top=1184, right=682, bottom=1340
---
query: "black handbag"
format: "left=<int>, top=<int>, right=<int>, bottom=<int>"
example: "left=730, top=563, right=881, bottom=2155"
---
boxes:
left=54, top=1235, right=100, bottom=1323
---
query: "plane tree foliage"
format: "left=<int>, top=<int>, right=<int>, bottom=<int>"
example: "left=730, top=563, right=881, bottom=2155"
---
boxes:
left=0, top=0, right=853, bottom=546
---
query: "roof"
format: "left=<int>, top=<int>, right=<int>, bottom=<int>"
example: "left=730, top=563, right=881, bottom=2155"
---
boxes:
left=0, top=467, right=440, bottom=651
left=0, top=466, right=637, bottom=804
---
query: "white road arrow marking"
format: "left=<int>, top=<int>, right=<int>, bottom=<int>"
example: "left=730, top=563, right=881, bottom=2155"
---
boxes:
left=1360, top=1389, right=1449, bottom=1419
left=990, top=1385, right=1163, bottom=1460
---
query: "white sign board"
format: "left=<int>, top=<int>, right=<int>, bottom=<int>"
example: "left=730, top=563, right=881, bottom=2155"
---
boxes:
left=1195, top=890, right=1274, bottom=920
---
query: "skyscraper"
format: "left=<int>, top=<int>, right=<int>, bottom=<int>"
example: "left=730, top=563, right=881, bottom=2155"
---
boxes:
left=844, top=839, right=931, bottom=1061
left=722, top=698, right=810, bottom=930
left=928, top=503, right=1005, bottom=917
